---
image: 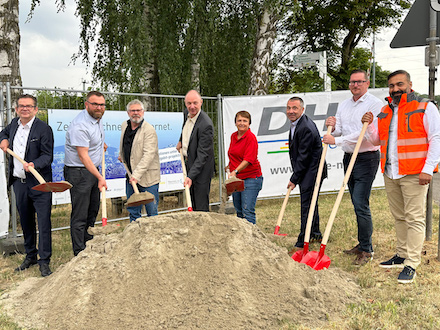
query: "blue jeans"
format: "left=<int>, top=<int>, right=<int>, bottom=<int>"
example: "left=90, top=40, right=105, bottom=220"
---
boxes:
left=343, top=151, right=380, bottom=253
left=126, top=181, right=159, bottom=222
left=232, top=176, right=263, bottom=224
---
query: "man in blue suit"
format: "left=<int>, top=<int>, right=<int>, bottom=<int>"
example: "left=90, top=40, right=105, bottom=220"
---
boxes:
left=287, top=96, right=327, bottom=249
left=0, top=94, right=54, bottom=277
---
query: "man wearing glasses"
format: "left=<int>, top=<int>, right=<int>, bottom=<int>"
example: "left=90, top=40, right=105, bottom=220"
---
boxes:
left=0, top=94, right=54, bottom=277
left=323, top=69, right=383, bottom=265
left=64, top=91, right=107, bottom=256
left=118, top=99, right=160, bottom=220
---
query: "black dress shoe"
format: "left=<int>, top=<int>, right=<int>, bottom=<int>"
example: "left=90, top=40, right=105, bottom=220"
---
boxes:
left=39, top=263, right=52, bottom=277
left=14, top=258, right=38, bottom=272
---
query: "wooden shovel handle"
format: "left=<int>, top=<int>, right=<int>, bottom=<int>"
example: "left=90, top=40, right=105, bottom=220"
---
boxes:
left=6, top=148, right=46, bottom=184
left=101, top=150, right=107, bottom=222
left=303, top=125, right=332, bottom=243
left=179, top=149, right=193, bottom=210
left=275, top=187, right=293, bottom=227
left=121, top=161, right=141, bottom=194
left=321, top=122, right=369, bottom=245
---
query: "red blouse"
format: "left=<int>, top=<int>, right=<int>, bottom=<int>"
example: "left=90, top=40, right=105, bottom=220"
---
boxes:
left=228, top=128, right=262, bottom=179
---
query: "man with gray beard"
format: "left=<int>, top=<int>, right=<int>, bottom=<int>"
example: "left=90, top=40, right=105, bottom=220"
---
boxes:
left=119, top=99, right=160, bottom=221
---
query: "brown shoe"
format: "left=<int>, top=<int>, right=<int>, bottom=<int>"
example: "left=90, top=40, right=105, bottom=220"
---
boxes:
left=344, top=244, right=361, bottom=255
left=353, top=251, right=373, bottom=265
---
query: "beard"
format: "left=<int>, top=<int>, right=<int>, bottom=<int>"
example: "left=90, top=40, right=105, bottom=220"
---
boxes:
left=131, top=117, right=143, bottom=124
left=391, top=91, right=404, bottom=104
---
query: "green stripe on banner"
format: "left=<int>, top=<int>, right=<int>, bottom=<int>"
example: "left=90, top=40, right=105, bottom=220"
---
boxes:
left=267, top=150, right=289, bottom=154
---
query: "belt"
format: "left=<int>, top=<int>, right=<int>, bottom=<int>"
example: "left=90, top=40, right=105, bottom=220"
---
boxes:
left=14, top=177, right=26, bottom=183
left=344, top=150, right=379, bottom=155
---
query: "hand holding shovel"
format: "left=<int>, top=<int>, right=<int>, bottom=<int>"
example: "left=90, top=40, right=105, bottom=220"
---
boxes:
left=301, top=122, right=369, bottom=270
left=179, top=150, right=193, bottom=211
left=6, top=148, right=72, bottom=192
left=121, top=162, right=155, bottom=207
left=224, top=169, right=244, bottom=196
left=292, top=126, right=332, bottom=261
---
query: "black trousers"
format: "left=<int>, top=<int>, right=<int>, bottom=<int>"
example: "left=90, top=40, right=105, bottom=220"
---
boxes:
left=189, top=179, right=211, bottom=212
left=13, top=179, right=52, bottom=264
left=64, top=166, right=100, bottom=256
left=296, top=183, right=322, bottom=245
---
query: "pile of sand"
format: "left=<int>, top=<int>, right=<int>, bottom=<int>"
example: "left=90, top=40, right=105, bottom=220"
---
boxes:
left=1, top=212, right=360, bottom=329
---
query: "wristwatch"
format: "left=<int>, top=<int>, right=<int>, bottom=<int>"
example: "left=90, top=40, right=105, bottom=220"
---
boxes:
left=234, top=169, right=239, bottom=174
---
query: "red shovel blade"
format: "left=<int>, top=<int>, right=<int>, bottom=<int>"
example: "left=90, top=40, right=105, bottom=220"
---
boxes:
left=273, top=226, right=287, bottom=236
left=312, top=254, right=331, bottom=270
left=225, top=180, right=245, bottom=195
left=32, top=181, right=73, bottom=192
left=300, top=244, right=331, bottom=270
left=102, top=218, right=107, bottom=226
left=292, top=242, right=309, bottom=262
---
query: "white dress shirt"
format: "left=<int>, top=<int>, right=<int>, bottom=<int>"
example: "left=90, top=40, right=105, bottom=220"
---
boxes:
left=13, top=116, right=36, bottom=178
left=182, top=109, right=201, bottom=157
left=333, top=92, right=383, bottom=153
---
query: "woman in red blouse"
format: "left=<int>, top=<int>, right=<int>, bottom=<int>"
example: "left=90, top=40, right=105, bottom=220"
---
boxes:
left=226, top=111, right=263, bottom=224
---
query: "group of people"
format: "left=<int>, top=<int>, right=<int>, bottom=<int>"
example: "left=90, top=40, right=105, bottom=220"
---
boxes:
left=1, top=69, right=438, bottom=284
left=0, top=91, right=162, bottom=276
left=291, top=69, right=440, bottom=284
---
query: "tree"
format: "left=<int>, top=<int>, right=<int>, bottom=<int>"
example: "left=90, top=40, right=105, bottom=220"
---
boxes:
left=277, top=0, right=411, bottom=89
left=269, top=47, right=391, bottom=94
left=0, top=0, right=22, bottom=92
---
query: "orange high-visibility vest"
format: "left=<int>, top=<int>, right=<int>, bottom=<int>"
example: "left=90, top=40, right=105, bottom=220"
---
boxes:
left=378, top=93, right=435, bottom=175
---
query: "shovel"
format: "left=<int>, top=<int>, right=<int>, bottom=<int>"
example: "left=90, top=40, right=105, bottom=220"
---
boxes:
left=273, top=187, right=292, bottom=236
left=292, top=126, right=332, bottom=262
left=101, top=150, right=107, bottom=226
left=122, top=162, right=155, bottom=207
left=301, top=122, right=369, bottom=270
left=6, top=148, right=72, bottom=192
left=224, top=169, right=245, bottom=195
left=179, top=149, right=193, bottom=211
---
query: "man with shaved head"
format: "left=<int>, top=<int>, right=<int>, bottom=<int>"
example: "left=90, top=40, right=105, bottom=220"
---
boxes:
left=176, top=90, right=214, bottom=211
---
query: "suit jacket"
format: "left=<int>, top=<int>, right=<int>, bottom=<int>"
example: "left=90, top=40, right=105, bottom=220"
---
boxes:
left=182, top=109, right=215, bottom=183
left=289, top=114, right=327, bottom=189
left=0, top=117, right=54, bottom=187
left=119, top=120, right=160, bottom=188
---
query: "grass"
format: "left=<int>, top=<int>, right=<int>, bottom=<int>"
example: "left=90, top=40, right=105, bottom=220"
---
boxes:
left=1, top=188, right=440, bottom=329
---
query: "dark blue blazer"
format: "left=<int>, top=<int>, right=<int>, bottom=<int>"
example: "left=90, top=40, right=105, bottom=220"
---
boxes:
left=289, top=114, right=327, bottom=189
left=0, top=117, right=54, bottom=186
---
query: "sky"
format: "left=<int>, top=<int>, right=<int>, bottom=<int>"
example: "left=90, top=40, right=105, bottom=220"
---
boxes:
left=19, top=1, right=435, bottom=95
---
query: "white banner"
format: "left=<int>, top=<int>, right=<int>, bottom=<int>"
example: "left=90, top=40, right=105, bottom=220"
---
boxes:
left=49, top=109, right=184, bottom=205
left=222, top=89, right=388, bottom=198
left=0, top=156, right=10, bottom=237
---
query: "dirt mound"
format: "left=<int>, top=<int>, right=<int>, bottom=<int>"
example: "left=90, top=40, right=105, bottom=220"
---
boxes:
left=1, top=212, right=360, bottom=329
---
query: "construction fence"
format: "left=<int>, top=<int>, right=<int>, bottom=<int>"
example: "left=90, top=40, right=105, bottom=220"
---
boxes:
left=1, top=83, right=226, bottom=237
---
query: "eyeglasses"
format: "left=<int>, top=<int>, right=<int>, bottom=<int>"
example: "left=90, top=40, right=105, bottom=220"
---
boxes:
left=17, top=105, right=36, bottom=110
left=349, top=80, right=367, bottom=86
left=87, top=101, right=106, bottom=108
left=128, top=109, right=143, bottom=113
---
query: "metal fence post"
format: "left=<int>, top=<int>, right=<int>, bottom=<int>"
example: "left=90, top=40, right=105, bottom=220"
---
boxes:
left=5, top=82, right=17, bottom=238
left=217, top=94, right=224, bottom=203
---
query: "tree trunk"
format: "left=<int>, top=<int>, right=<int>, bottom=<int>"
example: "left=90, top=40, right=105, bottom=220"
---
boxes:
left=0, top=0, right=22, bottom=87
left=248, top=8, right=277, bottom=96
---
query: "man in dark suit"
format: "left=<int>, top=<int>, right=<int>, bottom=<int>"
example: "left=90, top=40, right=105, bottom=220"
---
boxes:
left=176, top=90, right=215, bottom=211
left=0, top=94, right=54, bottom=277
left=286, top=96, right=327, bottom=248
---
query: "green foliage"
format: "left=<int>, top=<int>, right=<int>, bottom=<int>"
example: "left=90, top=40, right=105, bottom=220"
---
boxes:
left=66, top=0, right=265, bottom=96
left=276, top=0, right=411, bottom=90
